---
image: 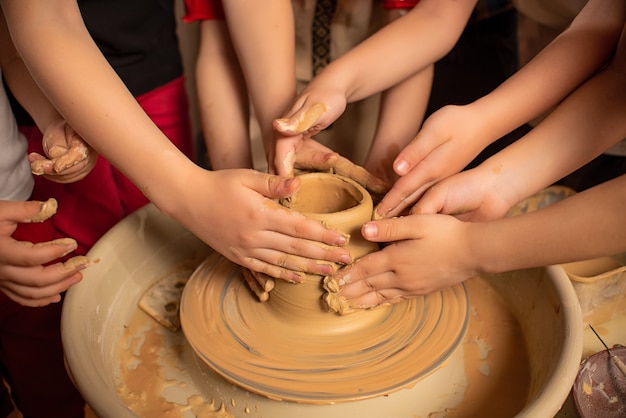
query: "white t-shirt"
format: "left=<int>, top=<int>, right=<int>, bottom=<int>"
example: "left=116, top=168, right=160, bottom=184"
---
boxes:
left=0, top=69, right=34, bottom=200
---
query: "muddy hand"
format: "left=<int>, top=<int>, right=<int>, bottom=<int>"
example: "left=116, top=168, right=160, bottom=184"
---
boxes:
left=30, top=120, right=96, bottom=183
left=273, top=103, right=329, bottom=177
left=290, top=139, right=390, bottom=198
left=242, top=268, right=275, bottom=302
left=274, top=103, right=328, bottom=135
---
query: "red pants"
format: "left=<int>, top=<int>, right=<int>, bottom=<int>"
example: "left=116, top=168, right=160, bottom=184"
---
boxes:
left=0, top=76, right=193, bottom=417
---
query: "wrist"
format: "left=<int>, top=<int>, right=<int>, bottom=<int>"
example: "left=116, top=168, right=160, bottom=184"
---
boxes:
left=465, top=220, right=506, bottom=276
left=140, top=156, right=205, bottom=219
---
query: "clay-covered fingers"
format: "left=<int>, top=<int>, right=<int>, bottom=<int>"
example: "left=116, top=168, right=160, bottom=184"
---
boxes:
left=340, top=273, right=409, bottom=310
left=273, top=102, right=329, bottom=177
left=241, top=268, right=274, bottom=302
left=240, top=233, right=350, bottom=283
left=5, top=238, right=79, bottom=267
left=31, top=121, right=97, bottom=183
left=374, top=171, right=436, bottom=219
left=286, top=139, right=390, bottom=196
left=374, top=141, right=455, bottom=219
left=274, top=102, right=328, bottom=135
left=0, top=199, right=57, bottom=227
left=331, top=251, right=409, bottom=310
left=193, top=170, right=352, bottom=282
left=306, top=153, right=390, bottom=197
left=0, top=255, right=89, bottom=307
left=331, top=215, right=476, bottom=310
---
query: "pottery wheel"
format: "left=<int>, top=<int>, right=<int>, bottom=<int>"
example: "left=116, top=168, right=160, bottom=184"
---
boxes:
left=180, top=253, right=469, bottom=404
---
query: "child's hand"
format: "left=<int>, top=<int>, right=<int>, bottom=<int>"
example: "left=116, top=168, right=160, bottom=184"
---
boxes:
left=0, top=199, right=89, bottom=307
left=168, top=168, right=353, bottom=283
left=375, top=105, right=489, bottom=219
left=29, top=119, right=98, bottom=184
left=287, top=138, right=390, bottom=196
left=330, top=214, right=477, bottom=309
left=412, top=165, right=516, bottom=222
left=272, top=84, right=348, bottom=177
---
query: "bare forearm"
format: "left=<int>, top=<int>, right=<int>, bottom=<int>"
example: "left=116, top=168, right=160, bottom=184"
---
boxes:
left=314, top=0, right=476, bottom=104
left=196, top=20, right=251, bottom=169
left=222, top=0, right=296, bottom=148
left=1, top=0, right=197, bottom=213
left=0, top=10, right=60, bottom=132
left=477, top=46, right=626, bottom=207
left=468, top=0, right=625, bottom=143
left=472, top=174, right=626, bottom=274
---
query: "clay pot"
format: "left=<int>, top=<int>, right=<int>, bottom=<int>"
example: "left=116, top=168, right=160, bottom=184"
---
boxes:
left=272, top=172, right=379, bottom=319
left=179, top=172, right=469, bottom=406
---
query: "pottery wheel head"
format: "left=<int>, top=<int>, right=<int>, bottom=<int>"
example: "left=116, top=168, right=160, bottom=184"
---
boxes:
left=180, top=254, right=469, bottom=404
left=181, top=173, right=469, bottom=403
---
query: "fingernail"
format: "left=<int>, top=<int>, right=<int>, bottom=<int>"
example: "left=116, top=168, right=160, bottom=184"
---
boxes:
left=335, top=234, right=348, bottom=246
left=314, top=263, right=332, bottom=276
left=290, top=271, right=304, bottom=283
left=339, top=254, right=351, bottom=264
left=395, top=160, right=409, bottom=175
left=61, top=245, right=77, bottom=257
left=362, top=223, right=378, bottom=238
left=70, top=275, right=83, bottom=285
left=338, top=273, right=350, bottom=285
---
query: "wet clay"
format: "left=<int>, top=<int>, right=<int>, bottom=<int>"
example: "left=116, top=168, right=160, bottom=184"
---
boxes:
left=180, top=173, right=469, bottom=404
left=30, top=197, right=58, bottom=222
left=117, top=308, right=234, bottom=418
left=181, top=253, right=468, bottom=403
left=116, top=276, right=530, bottom=417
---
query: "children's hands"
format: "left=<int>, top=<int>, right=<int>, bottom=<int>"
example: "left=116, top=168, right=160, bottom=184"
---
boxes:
left=0, top=199, right=89, bottom=307
left=412, top=166, right=515, bottom=221
left=272, top=88, right=348, bottom=177
left=332, top=214, right=477, bottom=309
left=170, top=168, right=352, bottom=283
left=374, top=105, right=488, bottom=219
left=287, top=138, right=390, bottom=196
left=29, top=119, right=98, bottom=183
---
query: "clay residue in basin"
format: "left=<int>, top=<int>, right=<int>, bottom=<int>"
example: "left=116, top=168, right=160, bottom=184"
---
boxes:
left=117, top=309, right=234, bottom=418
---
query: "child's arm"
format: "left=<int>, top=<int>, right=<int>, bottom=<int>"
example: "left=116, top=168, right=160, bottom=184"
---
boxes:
left=335, top=173, right=626, bottom=308
left=414, top=22, right=626, bottom=221
left=0, top=10, right=96, bottom=182
left=195, top=18, right=253, bottom=169
left=363, top=8, right=434, bottom=184
left=1, top=0, right=352, bottom=281
left=221, top=0, right=297, bottom=168
left=376, top=0, right=626, bottom=218
left=272, top=0, right=477, bottom=177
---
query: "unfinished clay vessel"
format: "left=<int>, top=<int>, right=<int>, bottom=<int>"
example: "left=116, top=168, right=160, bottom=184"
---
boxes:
left=180, top=172, right=469, bottom=405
